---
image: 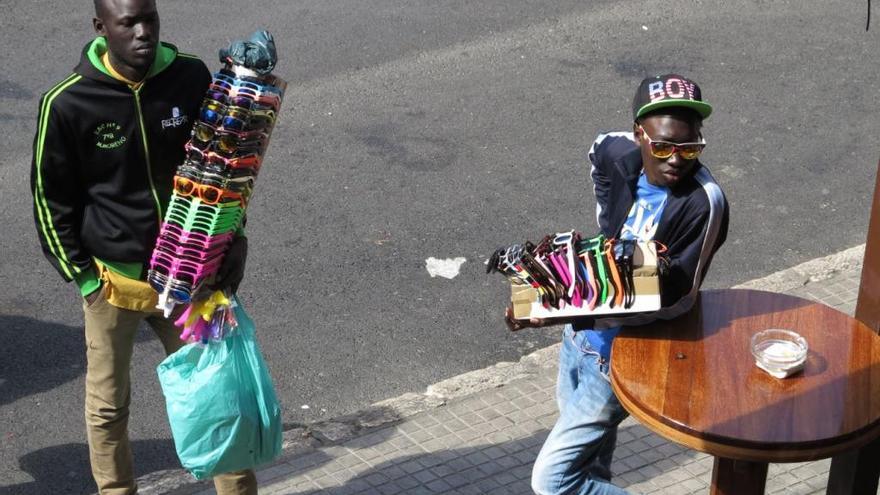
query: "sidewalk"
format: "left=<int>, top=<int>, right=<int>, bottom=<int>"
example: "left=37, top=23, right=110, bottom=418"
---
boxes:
left=150, top=246, right=868, bottom=495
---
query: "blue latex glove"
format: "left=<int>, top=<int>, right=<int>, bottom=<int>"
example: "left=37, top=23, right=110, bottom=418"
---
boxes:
left=219, top=30, right=277, bottom=75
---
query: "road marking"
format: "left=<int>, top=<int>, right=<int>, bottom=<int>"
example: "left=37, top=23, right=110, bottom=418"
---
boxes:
left=425, top=257, right=467, bottom=279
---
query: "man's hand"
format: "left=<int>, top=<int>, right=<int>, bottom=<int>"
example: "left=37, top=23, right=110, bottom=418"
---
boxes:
left=211, top=237, right=248, bottom=294
left=504, top=306, right=546, bottom=332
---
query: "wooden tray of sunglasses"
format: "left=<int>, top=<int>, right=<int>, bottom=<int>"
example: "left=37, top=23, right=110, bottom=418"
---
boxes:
left=510, top=241, right=661, bottom=320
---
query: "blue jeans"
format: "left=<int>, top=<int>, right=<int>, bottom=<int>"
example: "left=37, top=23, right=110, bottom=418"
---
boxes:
left=531, top=325, right=630, bottom=495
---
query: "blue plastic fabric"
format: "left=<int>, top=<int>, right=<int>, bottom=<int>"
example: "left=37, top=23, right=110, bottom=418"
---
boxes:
left=157, top=301, right=282, bottom=480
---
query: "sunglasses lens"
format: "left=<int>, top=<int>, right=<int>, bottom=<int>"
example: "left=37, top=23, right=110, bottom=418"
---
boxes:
left=194, top=122, right=214, bottom=143
left=217, top=134, right=238, bottom=154
left=206, top=91, right=227, bottom=103
left=677, top=145, right=703, bottom=160
left=233, top=157, right=259, bottom=170
left=200, top=186, right=221, bottom=204
left=251, top=113, right=274, bottom=128
left=222, top=115, right=246, bottom=131
left=229, top=96, right=253, bottom=110
left=649, top=142, right=675, bottom=159
left=200, top=104, right=224, bottom=126
left=186, top=148, right=205, bottom=163
left=175, top=177, right=195, bottom=195
left=171, top=288, right=191, bottom=303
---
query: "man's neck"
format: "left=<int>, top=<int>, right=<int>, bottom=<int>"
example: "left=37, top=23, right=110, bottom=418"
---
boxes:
left=106, top=51, right=150, bottom=83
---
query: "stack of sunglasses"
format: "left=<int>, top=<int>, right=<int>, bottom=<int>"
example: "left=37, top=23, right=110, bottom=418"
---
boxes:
left=487, top=232, right=667, bottom=318
left=149, top=63, right=286, bottom=338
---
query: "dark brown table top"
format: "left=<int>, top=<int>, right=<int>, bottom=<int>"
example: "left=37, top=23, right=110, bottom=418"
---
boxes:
left=610, top=289, right=880, bottom=462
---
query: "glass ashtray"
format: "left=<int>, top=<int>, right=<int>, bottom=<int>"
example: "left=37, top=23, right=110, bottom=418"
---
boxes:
left=750, top=329, right=808, bottom=378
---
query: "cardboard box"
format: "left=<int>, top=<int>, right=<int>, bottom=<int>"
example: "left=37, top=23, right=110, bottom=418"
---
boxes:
left=511, top=241, right=661, bottom=320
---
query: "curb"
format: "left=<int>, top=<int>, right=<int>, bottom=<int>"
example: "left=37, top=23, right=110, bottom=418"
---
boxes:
left=733, top=244, right=864, bottom=293
left=142, top=244, right=866, bottom=494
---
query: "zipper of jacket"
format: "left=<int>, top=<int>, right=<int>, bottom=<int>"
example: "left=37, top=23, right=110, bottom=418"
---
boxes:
left=133, top=85, right=164, bottom=225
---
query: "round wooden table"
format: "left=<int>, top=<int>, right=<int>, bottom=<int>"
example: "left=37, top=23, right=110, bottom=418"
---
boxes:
left=610, top=289, right=880, bottom=494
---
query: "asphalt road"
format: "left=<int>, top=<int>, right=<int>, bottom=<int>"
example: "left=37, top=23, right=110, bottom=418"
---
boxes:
left=1, top=0, right=878, bottom=493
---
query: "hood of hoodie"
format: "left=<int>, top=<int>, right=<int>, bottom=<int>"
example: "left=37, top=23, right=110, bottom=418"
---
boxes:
left=75, top=37, right=179, bottom=83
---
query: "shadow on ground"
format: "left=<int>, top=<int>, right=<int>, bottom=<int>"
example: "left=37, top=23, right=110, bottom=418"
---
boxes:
left=0, top=439, right=179, bottom=495
left=0, top=315, right=85, bottom=407
left=270, top=422, right=696, bottom=494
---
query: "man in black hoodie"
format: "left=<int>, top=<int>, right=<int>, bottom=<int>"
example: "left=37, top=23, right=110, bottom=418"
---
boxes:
left=30, top=0, right=252, bottom=492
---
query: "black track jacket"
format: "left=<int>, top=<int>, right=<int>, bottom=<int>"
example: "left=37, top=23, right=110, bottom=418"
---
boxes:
left=31, top=37, right=211, bottom=284
left=584, top=131, right=729, bottom=329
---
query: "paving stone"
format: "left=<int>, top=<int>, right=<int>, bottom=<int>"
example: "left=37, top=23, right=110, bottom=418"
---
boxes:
left=628, top=439, right=652, bottom=453
left=398, top=485, right=434, bottom=495
left=474, top=476, right=502, bottom=491
left=476, top=407, right=504, bottom=423
left=404, top=427, right=435, bottom=443
left=680, top=477, right=707, bottom=491
left=458, top=466, right=486, bottom=484
left=417, top=454, right=445, bottom=469
left=478, top=445, right=505, bottom=460
left=452, top=427, right=483, bottom=443
left=255, top=462, right=299, bottom=484
left=394, top=475, right=421, bottom=490
left=476, top=461, right=506, bottom=477
left=412, top=469, right=437, bottom=484
left=441, top=472, right=470, bottom=489
left=480, top=391, right=506, bottom=406
left=513, top=450, right=537, bottom=464
left=378, top=464, right=407, bottom=481
left=398, top=460, right=424, bottom=474
left=335, top=452, right=368, bottom=469
left=619, top=469, right=647, bottom=485
left=497, top=386, right=525, bottom=400
left=453, top=484, right=489, bottom=495
left=463, top=450, right=492, bottom=466
left=414, top=414, right=440, bottom=428
left=621, top=453, right=650, bottom=470
left=424, top=423, right=452, bottom=439
left=802, top=474, right=830, bottom=490
left=493, top=400, right=520, bottom=415
left=455, top=397, right=488, bottom=414
left=510, top=463, right=533, bottom=479
left=425, top=478, right=452, bottom=492
left=495, top=454, right=524, bottom=470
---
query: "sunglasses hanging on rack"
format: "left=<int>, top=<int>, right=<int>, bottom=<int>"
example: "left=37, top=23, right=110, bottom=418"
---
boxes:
left=488, top=231, right=668, bottom=319
left=147, top=49, right=287, bottom=342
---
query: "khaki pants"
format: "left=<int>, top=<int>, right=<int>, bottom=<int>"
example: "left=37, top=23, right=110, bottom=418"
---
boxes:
left=83, top=286, right=257, bottom=495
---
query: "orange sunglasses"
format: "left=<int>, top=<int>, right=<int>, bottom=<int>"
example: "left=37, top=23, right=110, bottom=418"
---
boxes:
left=173, top=176, right=248, bottom=206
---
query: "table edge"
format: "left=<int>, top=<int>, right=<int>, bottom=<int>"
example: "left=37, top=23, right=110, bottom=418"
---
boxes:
left=611, top=370, right=880, bottom=462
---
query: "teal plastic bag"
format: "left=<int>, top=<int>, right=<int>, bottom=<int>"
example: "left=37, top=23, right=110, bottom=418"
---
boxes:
left=157, top=300, right=282, bottom=480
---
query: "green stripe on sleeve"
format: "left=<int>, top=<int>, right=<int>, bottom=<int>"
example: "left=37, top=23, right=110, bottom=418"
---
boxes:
left=34, top=74, right=82, bottom=279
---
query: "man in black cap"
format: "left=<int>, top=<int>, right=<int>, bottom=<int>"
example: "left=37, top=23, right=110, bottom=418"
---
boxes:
left=520, top=74, right=729, bottom=494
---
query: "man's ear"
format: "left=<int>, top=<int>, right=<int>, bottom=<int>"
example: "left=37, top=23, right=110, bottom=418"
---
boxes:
left=93, top=17, right=106, bottom=36
left=632, top=122, right=642, bottom=147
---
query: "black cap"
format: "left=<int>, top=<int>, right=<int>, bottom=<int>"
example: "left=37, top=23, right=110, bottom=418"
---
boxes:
left=632, top=74, right=712, bottom=121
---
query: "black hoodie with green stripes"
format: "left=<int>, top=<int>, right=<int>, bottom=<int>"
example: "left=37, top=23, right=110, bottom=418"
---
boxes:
left=31, top=38, right=211, bottom=291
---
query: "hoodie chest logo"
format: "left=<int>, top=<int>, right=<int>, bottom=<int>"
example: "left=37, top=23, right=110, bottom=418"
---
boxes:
left=162, top=106, right=188, bottom=129
left=94, top=122, right=127, bottom=150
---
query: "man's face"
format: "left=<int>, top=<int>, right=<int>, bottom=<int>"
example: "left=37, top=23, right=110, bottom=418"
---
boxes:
left=93, top=0, right=160, bottom=77
left=634, top=113, right=702, bottom=188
